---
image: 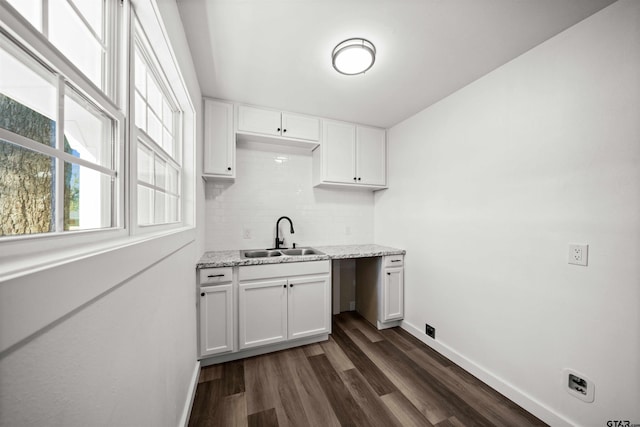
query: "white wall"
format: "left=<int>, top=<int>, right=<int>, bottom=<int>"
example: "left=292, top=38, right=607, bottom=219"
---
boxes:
left=374, top=1, right=640, bottom=426
left=204, top=141, right=375, bottom=250
left=0, top=242, right=197, bottom=426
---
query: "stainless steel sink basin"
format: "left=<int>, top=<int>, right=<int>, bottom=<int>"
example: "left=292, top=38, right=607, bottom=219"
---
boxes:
left=280, top=248, right=322, bottom=256
left=242, top=250, right=282, bottom=258
left=240, top=247, right=324, bottom=258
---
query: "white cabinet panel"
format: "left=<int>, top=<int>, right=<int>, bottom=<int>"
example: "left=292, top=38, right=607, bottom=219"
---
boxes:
left=237, top=105, right=282, bottom=137
left=203, top=99, right=234, bottom=177
left=323, top=120, right=356, bottom=183
left=200, top=284, right=234, bottom=356
left=314, top=120, right=386, bottom=189
left=239, top=279, right=288, bottom=349
left=281, top=113, right=320, bottom=141
left=356, top=126, right=386, bottom=186
left=288, top=275, right=331, bottom=340
left=382, top=267, right=404, bottom=322
left=238, top=106, right=320, bottom=142
left=199, top=267, right=233, bottom=285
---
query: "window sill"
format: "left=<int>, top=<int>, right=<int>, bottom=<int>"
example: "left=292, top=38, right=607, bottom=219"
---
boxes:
left=0, top=226, right=196, bottom=283
left=0, top=225, right=197, bottom=355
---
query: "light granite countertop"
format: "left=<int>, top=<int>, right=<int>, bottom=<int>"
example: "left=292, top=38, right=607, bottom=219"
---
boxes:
left=196, top=244, right=405, bottom=269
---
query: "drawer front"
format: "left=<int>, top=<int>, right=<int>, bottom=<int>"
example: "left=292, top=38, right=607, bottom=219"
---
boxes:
left=384, top=255, right=404, bottom=267
left=199, top=267, right=233, bottom=285
left=239, top=260, right=330, bottom=282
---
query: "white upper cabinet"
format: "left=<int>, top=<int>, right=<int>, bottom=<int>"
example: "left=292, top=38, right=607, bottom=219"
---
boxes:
left=237, top=105, right=320, bottom=143
left=237, top=105, right=281, bottom=137
left=322, top=120, right=357, bottom=183
left=356, top=125, right=386, bottom=186
left=203, top=98, right=235, bottom=179
left=313, top=120, right=386, bottom=189
left=281, top=112, right=321, bottom=141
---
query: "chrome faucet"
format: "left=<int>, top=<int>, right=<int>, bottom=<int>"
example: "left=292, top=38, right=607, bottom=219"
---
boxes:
left=274, top=216, right=295, bottom=249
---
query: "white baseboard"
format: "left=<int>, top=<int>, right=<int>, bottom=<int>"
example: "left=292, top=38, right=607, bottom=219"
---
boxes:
left=400, top=320, right=573, bottom=427
left=179, top=360, right=201, bottom=427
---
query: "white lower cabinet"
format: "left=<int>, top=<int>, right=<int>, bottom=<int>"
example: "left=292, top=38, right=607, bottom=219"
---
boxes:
left=382, top=267, right=404, bottom=322
left=238, top=279, right=288, bottom=349
left=199, top=283, right=234, bottom=356
left=238, top=261, right=331, bottom=350
left=288, top=275, right=331, bottom=340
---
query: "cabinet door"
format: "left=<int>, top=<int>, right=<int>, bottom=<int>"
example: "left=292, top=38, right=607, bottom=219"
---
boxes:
left=199, top=284, right=234, bottom=356
left=288, top=275, right=331, bottom=340
left=281, top=113, right=320, bottom=141
left=382, top=267, right=404, bottom=322
left=237, top=105, right=282, bottom=137
left=239, top=279, right=288, bottom=349
left=203, top=99, right=234, bottom=176
left=356, top=126, right=386, bottom=186
left=322, top=120, right=356, bottom=184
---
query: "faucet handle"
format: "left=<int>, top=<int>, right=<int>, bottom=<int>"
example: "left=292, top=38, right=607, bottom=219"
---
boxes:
left=292, top=242, right=297, bottom=249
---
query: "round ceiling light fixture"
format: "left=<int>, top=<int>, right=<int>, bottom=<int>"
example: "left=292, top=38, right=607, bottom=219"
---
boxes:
left=332, top=38, right=376, bottom=75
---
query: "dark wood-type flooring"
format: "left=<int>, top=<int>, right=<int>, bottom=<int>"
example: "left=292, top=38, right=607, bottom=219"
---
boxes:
left=189, top=312, right=547, bottom=427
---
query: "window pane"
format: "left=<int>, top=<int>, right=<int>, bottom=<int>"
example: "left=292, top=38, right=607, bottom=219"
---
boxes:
left=163, top=129, right=173, bottom=157
left=137, top=185, right=153, bottom=226
left=63, top=162, right=112, bottom=230
left=166, top=195, right=178, bottom=223
left=6, top=0, right=42, bottom=31
left=154, top=190, right=166, bottom=224
left=0, top=139, right=55, bottom=236
left=138, top=143, right=153, bottom=184
left=64, top=86, right=113, bottom=168
left=154, top=156, right=166, bottom=189
left=135, top=91, right=146, bottom=131
left=134, top=50, right=146, bottom=95
left=167, top=165, right=179, bottom=194
left=147, top=109, right=162, bottom=142
left=146, top=75, right=162, bottom=117
left=162, top=100, right=173, bottom=133
left=49, top=0, right=103, bottom=88
left=0, top=44, right=57, bottom=147
left=70, top=0, right=103, bottom=37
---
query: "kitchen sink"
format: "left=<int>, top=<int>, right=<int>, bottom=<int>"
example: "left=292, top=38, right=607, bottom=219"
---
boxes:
left=240, top=247, right=324, bottom=259
left=280, top=248, right=322, bottom=256
left=242, top=250, right=282, bottom=258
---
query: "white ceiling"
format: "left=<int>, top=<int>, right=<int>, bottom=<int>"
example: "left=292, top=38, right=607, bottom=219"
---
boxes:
left=176, top=0, right=616, bottom=128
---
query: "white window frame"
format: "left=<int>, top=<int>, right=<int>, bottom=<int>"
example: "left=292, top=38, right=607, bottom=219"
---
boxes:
left=129, top=9, right=184, bottom=233
left=0, top=0, right=196, bottom=275
left=4, top=0, right=120, bottom=102
left=0, top=3, right=127, bottom=259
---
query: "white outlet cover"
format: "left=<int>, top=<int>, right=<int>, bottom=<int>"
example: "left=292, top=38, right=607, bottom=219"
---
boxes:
left=568, top=244, right=588, bottom=266
left=242, top=228, right=252, bottom=239
left=563, top=368, right=595, bottom=403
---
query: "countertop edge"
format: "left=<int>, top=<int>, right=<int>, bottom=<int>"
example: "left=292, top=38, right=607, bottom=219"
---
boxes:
left=196, top=245, right=406, bottom=269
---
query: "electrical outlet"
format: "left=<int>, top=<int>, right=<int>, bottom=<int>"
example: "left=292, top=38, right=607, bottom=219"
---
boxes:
left=425, top=324, right=436, bottom=339
left=568, top=244, right=588, bottom=266
left=563, top=369, right=595, bottom=403
left=242, top=227, right=252, bottom=239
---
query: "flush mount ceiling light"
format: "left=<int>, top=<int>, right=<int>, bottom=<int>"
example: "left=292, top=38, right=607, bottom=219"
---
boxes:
left=332, top=38, right=376, bottom=75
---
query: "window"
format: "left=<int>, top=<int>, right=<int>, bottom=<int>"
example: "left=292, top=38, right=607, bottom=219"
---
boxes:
left=0, top=34, right=119, bottom=237
left=0, top=0, right=194, bottom=258
left=133, top=18, right=182, bottom=227
left=6, top=0, right=115, bottom=95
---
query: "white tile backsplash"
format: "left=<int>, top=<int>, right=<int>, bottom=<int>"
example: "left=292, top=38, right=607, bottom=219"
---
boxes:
left=204, top=141, right=374, bottom=250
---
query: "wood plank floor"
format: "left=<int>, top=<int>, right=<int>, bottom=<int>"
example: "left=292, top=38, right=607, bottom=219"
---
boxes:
left=189, top=312, right=547, bottom=427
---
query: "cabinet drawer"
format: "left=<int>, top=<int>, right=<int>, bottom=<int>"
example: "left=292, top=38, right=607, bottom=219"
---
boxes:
left=239, top=261, right=330, bottom=281
left=384, top=255, right=404, bottom=267
left=199, top=267, right=233, bottom=285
